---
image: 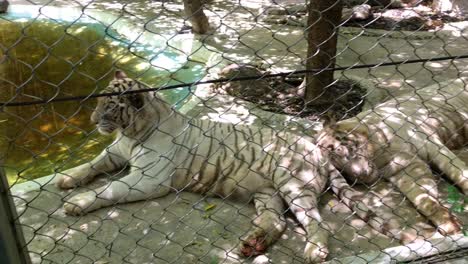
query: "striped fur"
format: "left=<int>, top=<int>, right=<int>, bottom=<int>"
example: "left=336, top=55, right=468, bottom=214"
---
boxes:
left=56, top=71, right=371, bottom=263
left=317, top=80, right=468, bottom=239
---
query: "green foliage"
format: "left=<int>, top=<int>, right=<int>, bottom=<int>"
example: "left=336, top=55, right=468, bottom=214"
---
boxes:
left=209, top=256, right=219, bottom=264
left=446, top=185, right=467, bottom=236
left=202, top=202, right=217, bottom=219
left=447, top=185, right=465, bottom=213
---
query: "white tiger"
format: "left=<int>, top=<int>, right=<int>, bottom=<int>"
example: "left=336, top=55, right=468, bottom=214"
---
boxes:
left=55, top=71, right=368, bottom=263
left=316, top=79, right=468, bottom=238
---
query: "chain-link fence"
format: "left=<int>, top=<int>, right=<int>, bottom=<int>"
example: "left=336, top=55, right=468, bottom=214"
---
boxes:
left=1, top=0, right=468, bottom=263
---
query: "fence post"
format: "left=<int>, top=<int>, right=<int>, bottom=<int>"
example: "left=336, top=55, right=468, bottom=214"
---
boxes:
left=0, top=164, right=31, bottom=264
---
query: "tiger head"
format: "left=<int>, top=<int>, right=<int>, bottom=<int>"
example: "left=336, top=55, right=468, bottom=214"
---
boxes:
left=316, top=123, right=379, bottom=184
left=91, top=71, right=147, bottom=135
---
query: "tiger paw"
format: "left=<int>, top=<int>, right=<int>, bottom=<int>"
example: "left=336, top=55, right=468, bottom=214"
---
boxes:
left=63, top=191, right=99, bottom=215
left=56, top=166, right=94, bottom=189
left=239, top=236, right=268, bottom=257
left=429, top=208, right=463, bottom=236
left=304, top=241, right=328, bottom=263
left=460, top=170, right=468, bottom=196
left=352, top=200, right=373, bottom=221
left=56, top=174, right=80, bottom=189
left=437, top=215, right=462, bottom=236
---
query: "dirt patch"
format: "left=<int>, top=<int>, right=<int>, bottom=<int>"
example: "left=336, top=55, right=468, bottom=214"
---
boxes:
left=212, top=64, right=367, bottom=121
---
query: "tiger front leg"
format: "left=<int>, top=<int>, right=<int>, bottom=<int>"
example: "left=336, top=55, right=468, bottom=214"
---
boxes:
left=328, top=165, right=373, bottom=221
left=56, top=148, right=125, bottom=189
left=63, top=170, right=171, bottom=215
left=239, top=188, right=286, bottom=257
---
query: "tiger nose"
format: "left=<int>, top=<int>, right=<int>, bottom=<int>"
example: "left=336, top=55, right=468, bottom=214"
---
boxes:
left=90, top=112, right=98, bottom=124
left=101, top=113, right=113, bottom=120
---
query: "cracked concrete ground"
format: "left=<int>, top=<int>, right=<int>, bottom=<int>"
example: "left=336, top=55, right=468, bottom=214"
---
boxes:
left=7, top=0, right=468, bottom=263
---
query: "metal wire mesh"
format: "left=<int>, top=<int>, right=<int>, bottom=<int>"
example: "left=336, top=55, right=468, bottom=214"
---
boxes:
left=1, top=0, right=468, bottom=263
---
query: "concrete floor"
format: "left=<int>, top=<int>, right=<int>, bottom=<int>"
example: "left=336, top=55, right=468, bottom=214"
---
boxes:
left=12, top=168, right=467, bottom=264
left=7, top=0, right=468, bottom=263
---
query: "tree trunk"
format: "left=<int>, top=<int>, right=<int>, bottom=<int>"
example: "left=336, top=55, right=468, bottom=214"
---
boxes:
left=304, top=0, right=343, bottom=105
left=0, top=0, right=9, bottom=13
left=183, top=0, right=211, bottom=34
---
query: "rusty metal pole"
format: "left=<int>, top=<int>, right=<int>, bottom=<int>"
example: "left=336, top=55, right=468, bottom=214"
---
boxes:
left=0, top=162, right=31, bottom=264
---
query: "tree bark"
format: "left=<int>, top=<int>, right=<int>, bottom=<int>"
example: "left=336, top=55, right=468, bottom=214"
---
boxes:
left=0, top=0, right=9, bottom=13
left=304, top=0, right=343, bottom=105
left=183, top=0, right=211, bottom=34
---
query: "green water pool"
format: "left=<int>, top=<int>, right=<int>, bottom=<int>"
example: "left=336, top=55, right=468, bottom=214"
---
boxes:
left=0, top=7, right=209, bottom=185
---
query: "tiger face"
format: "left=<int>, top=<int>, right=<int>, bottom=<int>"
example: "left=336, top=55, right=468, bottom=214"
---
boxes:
left=91, top=71, right=145, bottom=135
left=317, top=128, right=379, bottom=184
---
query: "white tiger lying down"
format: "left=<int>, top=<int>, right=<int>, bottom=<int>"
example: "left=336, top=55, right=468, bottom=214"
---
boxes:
left=56, top=71, right=368, bottom=263
left=317, top=80, right=468, bottom=238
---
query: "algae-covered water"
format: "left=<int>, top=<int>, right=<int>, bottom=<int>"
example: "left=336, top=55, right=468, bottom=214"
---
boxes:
left=0, top=18, right=206, bottom=185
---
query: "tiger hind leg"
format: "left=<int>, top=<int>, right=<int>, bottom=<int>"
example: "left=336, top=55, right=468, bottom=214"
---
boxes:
left=239, top=187, right=286, bottom=257
left=386, top=153, right=462, bottom=237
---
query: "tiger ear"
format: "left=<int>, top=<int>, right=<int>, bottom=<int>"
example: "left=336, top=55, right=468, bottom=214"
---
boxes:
left=322, top=115, right=337, bottom=131
left=115, top=70, right=128, bottom=80
left=315, top=117, right=337, bottom=144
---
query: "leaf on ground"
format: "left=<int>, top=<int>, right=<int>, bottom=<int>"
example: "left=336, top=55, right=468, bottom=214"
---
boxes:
left=204, top=203, right=216, bottom=211
left=213, top=230, right=229, bottom=239
left=187, top=241, right=202, bottom=247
